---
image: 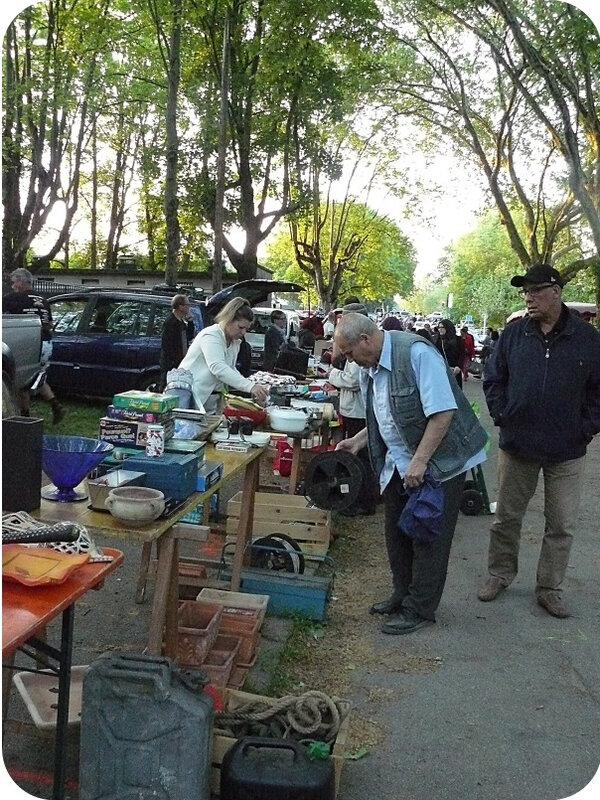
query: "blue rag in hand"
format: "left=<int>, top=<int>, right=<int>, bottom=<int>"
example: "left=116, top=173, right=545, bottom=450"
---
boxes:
left=398, top=474, right=444, bottom=542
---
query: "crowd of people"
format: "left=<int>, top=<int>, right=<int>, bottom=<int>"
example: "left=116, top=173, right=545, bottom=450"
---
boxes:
left=160, top=267, right=598, bottom=634
left=6, top=262, right=595, bottom=636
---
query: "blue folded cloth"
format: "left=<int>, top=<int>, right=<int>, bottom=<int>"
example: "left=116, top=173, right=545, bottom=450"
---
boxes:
left=398, top=474, right=444, bottom=542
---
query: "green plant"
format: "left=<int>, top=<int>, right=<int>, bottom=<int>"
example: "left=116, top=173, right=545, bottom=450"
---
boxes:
left=266, top=613, right=320, bottom=696
left=31, top=397, right=107, bottom=437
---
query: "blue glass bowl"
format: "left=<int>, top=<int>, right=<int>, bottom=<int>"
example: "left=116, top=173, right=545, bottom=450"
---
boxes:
left=41, top=436, right=114, bottom=502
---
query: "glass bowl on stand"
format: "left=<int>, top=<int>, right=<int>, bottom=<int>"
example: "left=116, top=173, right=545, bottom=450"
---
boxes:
left=41, top=435, right=114, bottom=502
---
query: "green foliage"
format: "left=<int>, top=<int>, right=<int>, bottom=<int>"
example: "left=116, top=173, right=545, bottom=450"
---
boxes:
left=264, top=202, right=416, bottom=307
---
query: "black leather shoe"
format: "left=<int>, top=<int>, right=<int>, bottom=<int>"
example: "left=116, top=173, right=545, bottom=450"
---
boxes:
left=381, top=610, right=434, bottom=635
left=370, top=598, right=403, bottom=616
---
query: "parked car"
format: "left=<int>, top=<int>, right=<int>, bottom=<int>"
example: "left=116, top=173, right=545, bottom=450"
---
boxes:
left=244, top=307, right=301, bottom=371
left=2, top=312, right=43, bottom=414
left=46, top=279, right=303, bottom=398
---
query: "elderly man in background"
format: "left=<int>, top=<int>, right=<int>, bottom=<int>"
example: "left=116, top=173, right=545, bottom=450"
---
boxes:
left=479, top=264, right=600, bottom=618
left=335, top=313, right=487, bottom=635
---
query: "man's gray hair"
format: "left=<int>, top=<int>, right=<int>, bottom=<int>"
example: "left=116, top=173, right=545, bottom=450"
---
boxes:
left=171, top=293, right=189, bottom=309
left=11, top=268, right=33, bottom=285
left=335, top=312, right=378, bottom=345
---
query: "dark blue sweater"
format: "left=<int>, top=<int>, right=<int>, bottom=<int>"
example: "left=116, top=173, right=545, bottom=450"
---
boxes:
left=483, top=306, right=600, bottom=463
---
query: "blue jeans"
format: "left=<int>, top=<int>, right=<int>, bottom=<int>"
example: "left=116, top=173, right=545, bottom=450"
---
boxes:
left=383, top=470, right=465, bottom=620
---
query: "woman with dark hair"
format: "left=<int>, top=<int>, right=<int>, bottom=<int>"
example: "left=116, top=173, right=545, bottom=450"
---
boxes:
left=298, top=315, right=323, bottom=351
left=435, top=319, right=465, bottom=387
left=179, top=297, right=269, bottom=412
left=381, top=316, right=403, bottom=331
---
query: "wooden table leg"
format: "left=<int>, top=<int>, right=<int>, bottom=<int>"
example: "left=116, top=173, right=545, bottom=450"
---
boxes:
left=147, top=534, right=179, bottom=657
left=136, top=541, right=153, bottom=603
left=230, top=457, right=260, bottom=591
left=288, top=438, right=302, bottom=495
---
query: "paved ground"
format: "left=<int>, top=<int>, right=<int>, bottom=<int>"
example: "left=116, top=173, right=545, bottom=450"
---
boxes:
left=2, top=377, right=599, bottom=799
left=335, top=378, right=600, bottom=800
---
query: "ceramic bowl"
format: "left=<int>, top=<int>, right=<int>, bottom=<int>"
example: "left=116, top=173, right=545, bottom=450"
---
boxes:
left=104, top=486, right=165, bottom=526
left=268, top=407, right=309, bottom=433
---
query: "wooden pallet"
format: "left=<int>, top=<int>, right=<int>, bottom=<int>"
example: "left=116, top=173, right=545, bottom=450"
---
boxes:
left=225, top=491, right=331, bottom=556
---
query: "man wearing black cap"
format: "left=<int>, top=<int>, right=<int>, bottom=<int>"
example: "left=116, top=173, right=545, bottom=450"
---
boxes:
left=478, top=264, right=600, bottom=618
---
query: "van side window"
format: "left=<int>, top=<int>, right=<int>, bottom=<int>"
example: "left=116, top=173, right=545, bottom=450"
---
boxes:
left=52, top=299, right=88, bottom=333
left=150, top=304, right=171, bottom=337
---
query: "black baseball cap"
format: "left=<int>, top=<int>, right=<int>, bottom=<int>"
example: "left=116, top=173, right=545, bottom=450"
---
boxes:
left=510, top=264, right=563, bottom=288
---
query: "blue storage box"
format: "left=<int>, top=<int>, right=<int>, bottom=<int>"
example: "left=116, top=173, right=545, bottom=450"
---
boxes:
left=221, top=568, right=333, bottom=621
left=124, top=452, right=199, bottom=500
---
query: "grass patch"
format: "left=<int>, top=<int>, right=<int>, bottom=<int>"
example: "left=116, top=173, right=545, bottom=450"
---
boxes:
left=31, top=397, right=107, bottom=437
left=265, top=613, right=321, bottom=696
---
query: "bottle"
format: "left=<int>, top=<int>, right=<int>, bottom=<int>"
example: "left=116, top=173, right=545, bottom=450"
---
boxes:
left=145, top=424, right=165, bottom=457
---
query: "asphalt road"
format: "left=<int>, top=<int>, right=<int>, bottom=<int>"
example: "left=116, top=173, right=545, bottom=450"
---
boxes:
left=2, top=377, right=599, bottom=800
left=336, top=378, right=600, bottom=800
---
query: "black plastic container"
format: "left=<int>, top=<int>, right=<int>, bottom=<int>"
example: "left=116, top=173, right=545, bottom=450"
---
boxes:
left=220, top=736, right=335, bottom=800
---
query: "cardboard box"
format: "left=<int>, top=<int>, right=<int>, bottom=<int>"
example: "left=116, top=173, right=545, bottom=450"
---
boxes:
left=211, top=689, right=351, bottom=798
left=98, top=417, right=174, bottom=447
left=196, top=460, right=224, bottom=492
left=106, top=405, right=173, bottom=424
left=112, top=390, right=179, bottom=413
left=226, top=491, right=331, bottom=556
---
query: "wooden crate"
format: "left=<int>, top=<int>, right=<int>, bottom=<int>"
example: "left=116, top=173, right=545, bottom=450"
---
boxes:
left=211, top=688, right=351, bottom=798
left=226, top=491, right=331, bottom=556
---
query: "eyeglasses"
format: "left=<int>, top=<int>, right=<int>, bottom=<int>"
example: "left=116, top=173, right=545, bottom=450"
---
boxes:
left=520, top=284, right=555, bottom=297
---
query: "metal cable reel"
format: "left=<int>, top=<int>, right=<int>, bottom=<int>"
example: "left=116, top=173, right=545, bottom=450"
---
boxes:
left=303, top=450, right=365, bottom=511
left=250, top=534, right=305, bottom=574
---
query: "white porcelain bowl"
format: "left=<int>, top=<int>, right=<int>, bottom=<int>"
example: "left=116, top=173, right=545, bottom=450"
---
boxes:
left=104, top=486, right=165, bottom=526
left=268, top=407, right=309, bottom=433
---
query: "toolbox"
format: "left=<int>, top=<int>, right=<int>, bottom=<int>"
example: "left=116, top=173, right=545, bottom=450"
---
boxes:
left=220, top=568, right=333, bottom=621
left=125, top=452, right=200, bottom=500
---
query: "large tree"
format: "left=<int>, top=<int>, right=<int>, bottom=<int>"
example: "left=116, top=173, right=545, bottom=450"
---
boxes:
left=383, top=0, right=600, bottom=309
left=184, top=0, right=385, bottom=280
left=265, top=199, right=415, bottom=308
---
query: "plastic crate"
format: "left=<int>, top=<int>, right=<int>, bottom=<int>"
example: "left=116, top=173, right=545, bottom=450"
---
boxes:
left=12, top=665, right=88, bottom=730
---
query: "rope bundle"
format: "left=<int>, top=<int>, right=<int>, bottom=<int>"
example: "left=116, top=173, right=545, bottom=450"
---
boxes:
left=215, top=690, right=347, bottom=743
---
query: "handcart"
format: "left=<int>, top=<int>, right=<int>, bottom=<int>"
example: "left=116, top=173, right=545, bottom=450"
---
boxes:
left=460, top=463, right=493, bottom=516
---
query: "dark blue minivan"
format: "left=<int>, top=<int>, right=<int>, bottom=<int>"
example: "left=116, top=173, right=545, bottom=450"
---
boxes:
left=47, top=280, right=302, bottom=398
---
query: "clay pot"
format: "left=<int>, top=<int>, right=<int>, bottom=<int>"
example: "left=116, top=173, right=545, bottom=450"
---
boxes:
left=104, top=486, right=165, bottom=525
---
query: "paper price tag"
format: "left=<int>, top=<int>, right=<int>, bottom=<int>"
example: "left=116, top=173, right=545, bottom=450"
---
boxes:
left=340, top=483, right=349, bottom=494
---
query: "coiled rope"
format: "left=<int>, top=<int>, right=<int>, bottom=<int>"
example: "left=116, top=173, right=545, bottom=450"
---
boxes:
left=215, top=690, right=347, bottom=743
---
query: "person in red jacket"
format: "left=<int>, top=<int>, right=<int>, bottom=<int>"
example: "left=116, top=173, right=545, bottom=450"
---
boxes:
left=460, top=326, right=476, bottom=381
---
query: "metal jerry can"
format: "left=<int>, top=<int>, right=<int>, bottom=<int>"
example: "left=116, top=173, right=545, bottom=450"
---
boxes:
left=79, top=653, right=213, bottom=800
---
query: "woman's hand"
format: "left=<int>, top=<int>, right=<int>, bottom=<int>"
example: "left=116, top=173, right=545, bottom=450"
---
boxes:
left=250, top=383, right=269, bottom=404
